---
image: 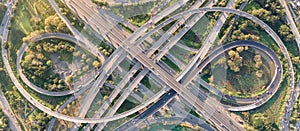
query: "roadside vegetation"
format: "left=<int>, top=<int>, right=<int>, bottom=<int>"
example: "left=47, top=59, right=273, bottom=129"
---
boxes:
left=106, top=1, right=161, bottom=27
left=0, top=2, right=7, bottom=22
left=161, top=56, right=181, bottom=73
left=169, top=45, right=195, bottom=64
left=140, top=123, right=198, bottom=131
left=238, top=74, right=289, bottom=130
left=92, top=0, right=108, bottom=7
left=54, top=0, right=84, bottom=31
left=289, top=94, right=300, bottom=130
left=0, top=107, right=9, bottom=130
left=179, top=0, right=231, bottom=50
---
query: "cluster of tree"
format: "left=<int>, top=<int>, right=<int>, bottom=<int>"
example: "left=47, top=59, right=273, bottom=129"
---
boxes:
left=98, top=46, right=113, bottom=56
left=278, top=24, right=295, bottom=41
left=248, top=6, right=294, bottom=41
left=2, top=41, right=9, bottom=49
left=29, top=13, right=69, bottom=34
left=292, top=57, right=300, bottom=65
left=289, top=97, right=300, bottom=130
left=73, top=50, right=101, bottom=69
left=216, top=0, right=229, bottom=7
left=27, top=110, right=51, bottom=130
left=250, top=113, right=279, bottom=130
left=71, top=49, right=102, bottom=83
left=234, top=0, right=247, bottom=9
left=5, top=86, right=27, bottom=115
left=41, top=40, right=75, bottom=53
left=227, top=48, right=244, bottom=72
left=55, top=0, right=84, bottom=31
left=253, top=54, right=264, bottom=77
left=22, top=30, right=45, bottom=42
left=230, top=0, right=294, bottom=42
left=44, top=15, right=68, bottom=33
left=60, top=101, right=79, bottom=117
left=248, top=8, right=280, bottom=24
left=21, top=40, right=74, bottom=91
left=172, top=125, right=194, bottom=131
left=0, top=108, right=8, bottom=129
left=128, top=14, right=150, bottom=27
left=92, top=0, right=108, bottom=7
left=231, top=20, right=260, bottom=41
left=227, top=46, right=266, bottom=78
left=251, top=0, right=295, bottom=41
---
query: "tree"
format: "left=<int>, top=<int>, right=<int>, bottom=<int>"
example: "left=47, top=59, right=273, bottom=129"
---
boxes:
left=2, top=41, right=9, bottom=49
left=279, top=24, right=294, bottom=41
left=92, top=60, right=101, bottom=68
left=227, top=50, right=243, bottom=72
left=103, top=95, right=109, bottom=100
left=248, top=8, right=272, bottom=22
left=46, top=60, right=53, bottom=66
left=66, top=76, right=73, bottom=84
left=236, top=46, right=244, bottom=53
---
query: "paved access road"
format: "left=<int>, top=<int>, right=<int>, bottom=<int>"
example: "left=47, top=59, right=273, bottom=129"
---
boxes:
left=0, top=0, right=22, bottom=130
left=278, top=0, right=300, bottom=130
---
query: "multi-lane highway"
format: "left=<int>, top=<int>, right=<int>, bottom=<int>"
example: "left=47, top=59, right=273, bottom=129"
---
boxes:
left=90, top=0, right=216, bottom=130
left=1, top=0, right=297, bottom=130
left=115, top=40, right=282, bottom=130
left=47, top=0, right=106, bottom=63
left=114, top=7, right=293, bottom=130
left=67, top=0, right=192, bottom=128
left=2, top=6, right=290, bottom=129
left=111, top=0, right=235, bottom=129
left=67, top=0, right=208, bottom=129
left=278, top=0, right=300, bottom=130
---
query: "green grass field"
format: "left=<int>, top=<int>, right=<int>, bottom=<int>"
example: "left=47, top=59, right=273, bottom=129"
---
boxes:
left=107, top=1, right=160, bottom=26
left=169, top=45, right=194, bottom=64
left=8, top=0, right=55, bottom=64
left=161, top=56, right=181, bottom=73
left=205, top=47, right=273, bottom=97
left=0, top=3, right=7, bottom=22
left=180, top=14, right=213, bottom=49
left=141, top=76, right=162, bottom=94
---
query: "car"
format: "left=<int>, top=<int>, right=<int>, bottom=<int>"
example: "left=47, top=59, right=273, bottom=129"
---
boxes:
left=220, top=123, right=225, bottom=128
left=151, top=67, right=155, bottom=71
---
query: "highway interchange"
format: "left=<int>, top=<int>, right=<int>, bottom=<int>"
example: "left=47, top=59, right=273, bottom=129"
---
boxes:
left=0, top=0, right=299, bottom=130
